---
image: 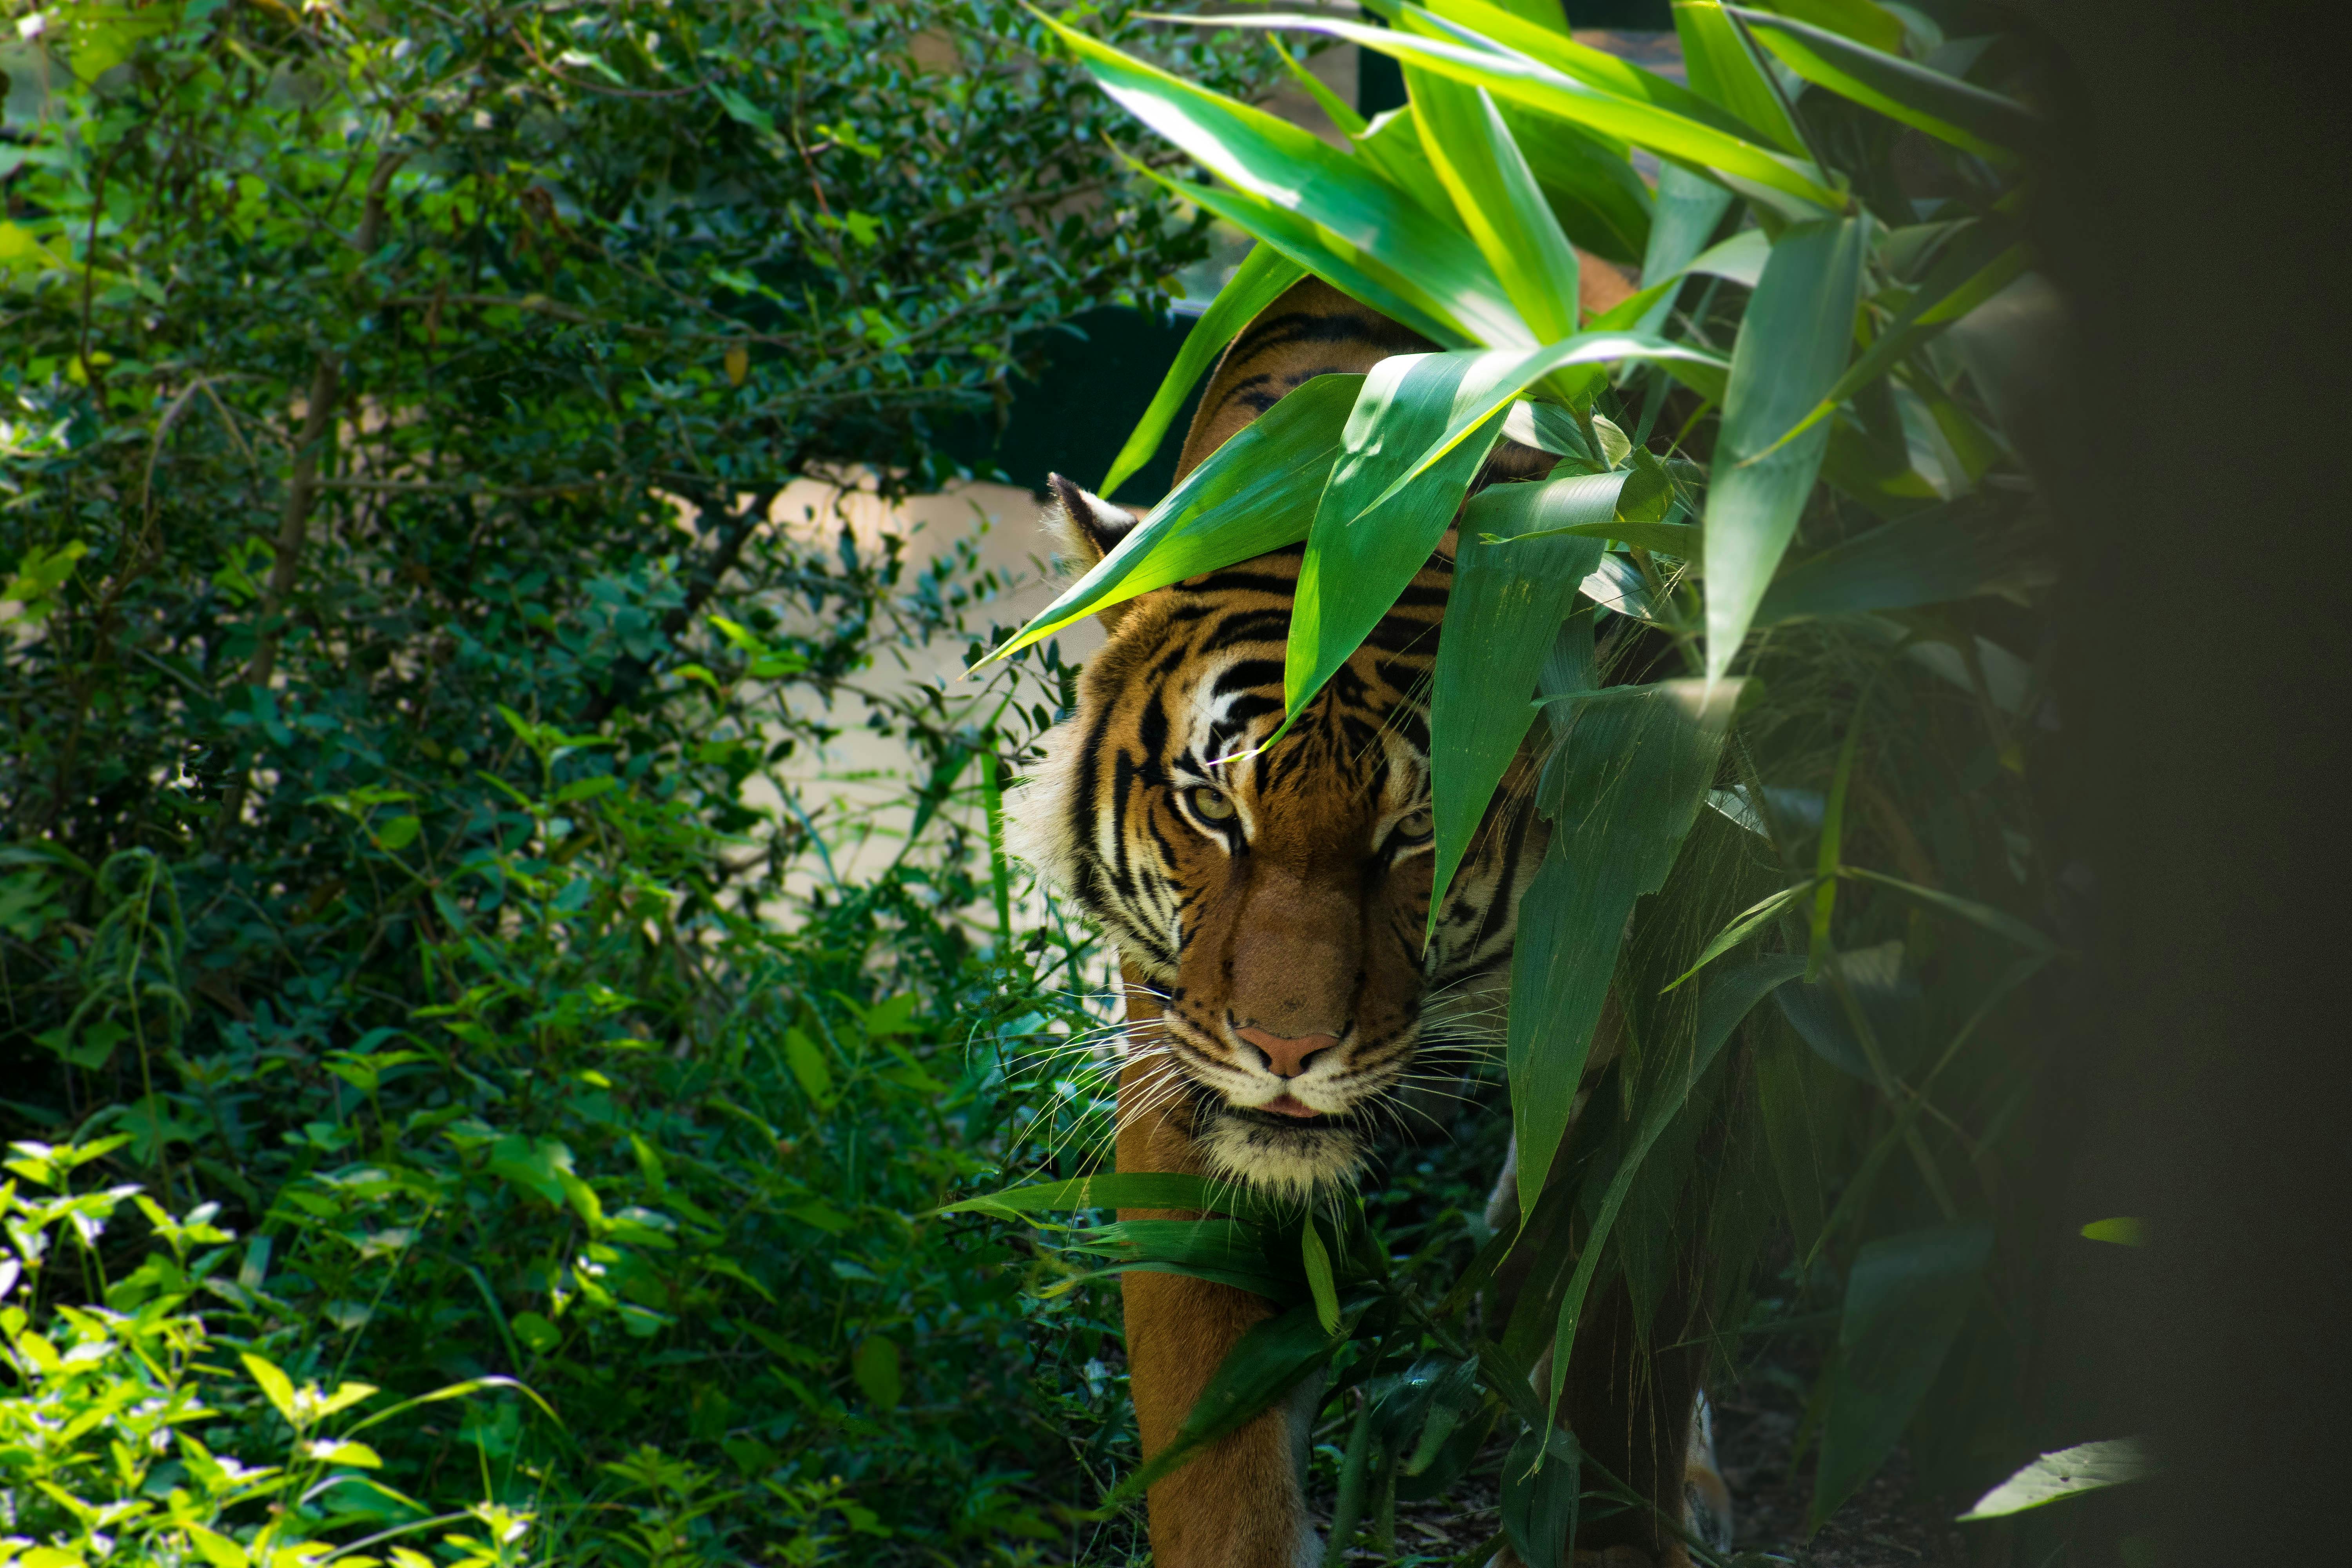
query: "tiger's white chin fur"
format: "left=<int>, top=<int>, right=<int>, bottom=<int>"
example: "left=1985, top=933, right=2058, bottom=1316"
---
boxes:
left=1196, top=1111, right=1370, bottom=1202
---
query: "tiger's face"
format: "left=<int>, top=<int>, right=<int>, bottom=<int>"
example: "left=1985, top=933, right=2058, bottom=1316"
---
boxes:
left=1008, top=477, right=1546, bottom=1197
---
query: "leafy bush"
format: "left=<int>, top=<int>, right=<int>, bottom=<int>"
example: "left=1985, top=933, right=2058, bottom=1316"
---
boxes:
left=973, top=0, right=2074, bottom=1553
left=0, top=0, right=1306, bottom=1562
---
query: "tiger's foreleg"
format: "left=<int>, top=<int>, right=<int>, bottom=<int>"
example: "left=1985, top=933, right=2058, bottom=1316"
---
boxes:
left=1117, top=979, right=1318, bottom=1568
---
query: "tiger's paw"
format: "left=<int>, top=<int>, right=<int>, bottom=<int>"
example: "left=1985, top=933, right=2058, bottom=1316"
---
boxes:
left=1684, top=1389, right=1735, bottom=1555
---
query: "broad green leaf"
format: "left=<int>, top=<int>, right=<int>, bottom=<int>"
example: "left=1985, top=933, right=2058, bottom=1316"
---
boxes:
left=1755, top=506, right=2028, bottom=623
left=1107, top=1301, right=1343, bottom=1502
left=1301, top=1221, right=1341, bottom=1334
left=1351, top=105, right=1458, bottom=223
left=183, top=1525, right=250, bottom=1568
left=1633, top=164, right=1737, bottom=337
left=2080, top=1216, right=2147, bottom=1246
left=1957, top=1437, right=2157, bottom=1520
left=1196, top=12, right=1843, bottom=213
left=1426, top=478, right=1608, bottom=926
left=1100, top=244, right=1307, bottom=497
left=1510, top=679, right=1743, bottom=1220
left=1812, top=1224, right=1993, bottom=1528
left=975, top=374, right=1363, bottom=667
left=1729, top=6, right=2045, bottom=158
left=1410, top=74, right=1581, bottom=342
left=1703, top=217, right=1867, bottom=682
left=1675, top=0, right=1809, bottom=157
left=1500, top=1425, right=1581, bottom=1568
left=1278, top=354, right=1514, bottom=739
left=1546, top=953, right=1805, bottom=1415
left=782, top=1029, right=834, bottom=1109
left=1684, top=225, right=1773, bottom=288
left=1046, top=16, right=1528, bottom=345
left=1808, top=679, right=1870, bottom=978
left=1323, top=1401, right=1376, bottom=1567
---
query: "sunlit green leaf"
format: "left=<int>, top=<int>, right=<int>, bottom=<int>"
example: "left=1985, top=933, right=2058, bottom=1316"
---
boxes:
left=1675, top=0, right=1809, bottom=157
left=1100, top=244, right=1307, bottom=498
left=1730, top=5, right=2045, bottom=158
left=1957, top=1437, right=2157, bottom=1520
left=977, top=374, right=1363, bottom=666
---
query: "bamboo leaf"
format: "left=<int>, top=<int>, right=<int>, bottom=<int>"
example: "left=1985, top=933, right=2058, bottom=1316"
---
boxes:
left=1426, top=479, right=1608, bottom=926
left=935, top=1171, right=1278, bottom=1222
left=1750, top=0, right=1905, bottom=53
left=1509, top=679, right=1744, bottom=1220
left=1105, top=1301, right=1343, bottom=1503
left=1276, top=354, right=1515, bottom=743
left=1633, top=165, right=1738, bottom=337
left=1410, top=73, right=1582, bottom=342
left=1174, top=11, right=1844, bottom=214
left=1729, top=5, right=2046, bottom=158
left=1703, top=217, right=1868, bottom=682
left=1812, top=1225, right=1993, bottom=1528
left=1675, top=0, right=1809, bottom=156
left=1755, top=505, right=2031, bottom=623
left=1100, top=245, right=1307, bottom=497
left=1494, top=102, right=1653, bottom=266
left=1047, top=15, right=1529, bottom=345
left=1500, top=1425, right=1581, bottom=1568
left=1957, top=1437, right=2157, bottom=1521
left=974, top=373, right=1363, bottom=668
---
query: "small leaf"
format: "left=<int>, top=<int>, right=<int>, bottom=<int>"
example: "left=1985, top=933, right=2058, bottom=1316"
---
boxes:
left=723, top=344, right=748, bottom=386
left=1957, top=1437, right=2156, bottom=1520
left=2080, top=1217, right=2147, bottom=1247
left=242, top=1352, right=300, bottom=1426
left=783, top=1030, right=835, bottom=1109
left=852, top=1336, right=902, bottom=1410
left=1301, top=1221, right=1341, bottom=1336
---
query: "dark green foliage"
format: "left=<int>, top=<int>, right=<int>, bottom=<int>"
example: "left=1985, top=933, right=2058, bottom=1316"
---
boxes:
left=0, top=0, right=1303, bottom=1562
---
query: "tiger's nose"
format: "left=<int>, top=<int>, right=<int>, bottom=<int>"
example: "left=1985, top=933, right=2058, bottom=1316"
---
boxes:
left=1237, top=1028, right=1342, bottom=1078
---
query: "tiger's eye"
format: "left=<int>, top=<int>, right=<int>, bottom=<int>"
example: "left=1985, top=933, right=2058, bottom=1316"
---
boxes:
left=1188, top=786, right=1237, bottom=823
left=1394, top=806, right=1434, bottom=842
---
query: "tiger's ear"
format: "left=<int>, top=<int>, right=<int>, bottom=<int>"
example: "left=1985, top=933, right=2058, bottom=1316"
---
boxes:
left=1042, top=473, right=1143, bottom=631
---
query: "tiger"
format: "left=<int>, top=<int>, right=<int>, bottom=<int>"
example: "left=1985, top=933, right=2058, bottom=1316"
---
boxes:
left=1005, top=275, right=1734, bottom=1568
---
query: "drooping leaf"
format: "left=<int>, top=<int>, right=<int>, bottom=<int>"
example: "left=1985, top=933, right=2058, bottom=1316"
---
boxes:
left=975, top=373, right=1363, bottom=667
left=1057, top=1218, right=1300, bottom=1301
left=1107, top=1301, right=1345, bottom=1501
left=2080, top=1217, right=2147, bottom=1247
left=1662, top=877, right=1816, bottom=990
left=1301, top=1219, right=1341, bottom=1333
left=1509, top=679, right=1744, bottom=1220
left=1840, top=865, right=2056, bottom=954
left=1100, top=244, right=1307, bottom=498
left=1494, top=102, right=1653, bottom=265
left=1426, top=478, right=1608, bottom=925
left=1811, top=1224, right=1994, bottom=1527
left=1729, top=5, right=2046, bottom=158
left=1956, top=1437, right=2157, bottom=1520
left=1703, top=217, right=1867, bottom=682
left=1750, top=0, right=1905, bottom=53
